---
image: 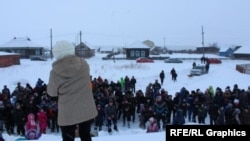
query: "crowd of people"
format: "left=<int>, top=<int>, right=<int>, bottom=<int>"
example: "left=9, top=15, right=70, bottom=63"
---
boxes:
left=0, top=75, right=250, bottom=138
left=0, top=79, right=58, bottom=139
left=91, top=75, right=250, bottom=133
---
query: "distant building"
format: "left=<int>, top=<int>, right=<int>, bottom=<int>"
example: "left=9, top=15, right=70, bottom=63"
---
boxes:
left=0, top=37, right=45, bottom=58
left=196, top=46, right=220, bottom=54
left=233, top=46, right=250, bottom=60
left=0, top=52, right=20, bottom=67
left=75, top=42, right=95, bottom=58
left=124, top=41, right=151, bottom=59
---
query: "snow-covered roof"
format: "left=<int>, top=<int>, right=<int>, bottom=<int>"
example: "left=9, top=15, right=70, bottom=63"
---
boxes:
left=0, top=51, right=18, bottom=55
left=234, top=46, right=250, bottom=54
left=125, top=41, right=150, bottom=49
left=0, top=37, right=43, bottom=48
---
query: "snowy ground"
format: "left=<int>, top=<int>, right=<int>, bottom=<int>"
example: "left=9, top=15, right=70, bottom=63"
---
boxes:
left=1, top=52, right=250, bottom=141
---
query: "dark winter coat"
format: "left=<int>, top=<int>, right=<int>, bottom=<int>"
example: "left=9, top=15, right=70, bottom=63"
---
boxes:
left=216, top=107, right=225, bottom=125
left=197, top=105, right=207, bottom=119
left=153, top=101, right=167, bottom=115
left=159, top=71, right=165, bottom=81
left=12, top=108, right=26, bottom=126
left=105, top=104, right=116, bottom=119
left=173, top=108, right=185, bottom=125
left=240, top=109, right=250, bottom=125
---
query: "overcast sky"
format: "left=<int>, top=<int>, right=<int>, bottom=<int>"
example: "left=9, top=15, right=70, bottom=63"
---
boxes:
left=0, top=0, right=249, bottom=48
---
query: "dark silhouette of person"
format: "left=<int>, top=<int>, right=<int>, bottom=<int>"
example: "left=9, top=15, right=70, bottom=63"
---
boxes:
left=159, top=70, right=165, bottom=85
left=170, top=68, right=177, bottom=81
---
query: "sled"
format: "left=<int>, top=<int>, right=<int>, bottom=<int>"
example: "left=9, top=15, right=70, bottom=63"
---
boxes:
left=15, top=137, right=28, bottom=141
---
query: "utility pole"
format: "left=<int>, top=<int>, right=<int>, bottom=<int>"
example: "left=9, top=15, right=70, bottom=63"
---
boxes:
left=50, top=29, right=53, bottom=59
left=163, top=37, right=166, bottom=48
left=201, top=26, right=205, bottom=57
left=79, top=31, right=82, bottom=43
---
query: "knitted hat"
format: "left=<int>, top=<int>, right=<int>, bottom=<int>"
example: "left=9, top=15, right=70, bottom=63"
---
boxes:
left=52, top=40, right=75, bottom=60
left=149, top=117, right=155, bottom=122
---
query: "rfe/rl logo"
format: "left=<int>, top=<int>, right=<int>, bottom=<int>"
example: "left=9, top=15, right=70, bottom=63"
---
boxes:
left=170, top=129, right=204, bottom=136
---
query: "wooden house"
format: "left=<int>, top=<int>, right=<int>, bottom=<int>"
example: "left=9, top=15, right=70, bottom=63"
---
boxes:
left=233, top=46, right=250, bottom=60
left=75, top=42, right=95, bottom=58
left=123, top=41, right=151, bottom=59
left=0, top=37, right=45, bottom=58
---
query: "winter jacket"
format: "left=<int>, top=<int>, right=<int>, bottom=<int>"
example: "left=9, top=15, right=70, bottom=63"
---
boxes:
left=47, top=55, right=97, bottom=126
left=105, top=104, right=116, bottom=118
left=37, top=110, right=48, bottom=133
left=146, top=118, right=159, bottom=133
left=153, top=101, right=167, bottom=115
left=173, top=108, right=185, bottom=125
left=240, top=109, right=250, bottom=125
left=25, top=113, right=41, bottom=140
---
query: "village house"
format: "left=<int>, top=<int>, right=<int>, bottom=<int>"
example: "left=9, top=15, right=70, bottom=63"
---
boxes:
left=0, top=37, right=46, bottom=58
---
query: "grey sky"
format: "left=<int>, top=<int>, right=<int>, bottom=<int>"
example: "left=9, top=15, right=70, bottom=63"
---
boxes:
left=0, top=0, right=249, bottom=48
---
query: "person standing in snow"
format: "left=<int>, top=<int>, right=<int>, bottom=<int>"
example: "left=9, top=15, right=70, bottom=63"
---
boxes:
left=159, top=70, right=165, bottom=85
left=94, top=104, right=105, bottom=131
left=173, top=107, right=185, bottom=125
left=47, top=40, right=97, bottom=141
left=105, top=99, right=118, bottom=133
left=12, top=103, right=25, bottom=136
left=130, top=76, right=137, bottom=93
left=170, top=68, right=177, bottom=81
left=153, top=96, right=167, bottom=129
left=37, top=107, right=48, bottom=134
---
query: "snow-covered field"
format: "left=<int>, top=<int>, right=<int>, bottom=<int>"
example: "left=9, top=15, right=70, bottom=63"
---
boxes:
left=1, top=53, right=250, bottom=141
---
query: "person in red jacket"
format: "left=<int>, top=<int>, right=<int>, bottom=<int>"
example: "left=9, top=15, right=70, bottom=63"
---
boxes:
left=25, top=113, right=41, bottom=140
left=37, top=107, right=48, bottom=134
left=146, top=117, right=159, bottom=133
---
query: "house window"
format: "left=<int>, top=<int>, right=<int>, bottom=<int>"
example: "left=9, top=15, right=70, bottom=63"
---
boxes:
left=136, top=50, right=140, bottom=57
left=141, top=50, right=145, bottom=57
left=35, top=49, right=41, bottom=55
left=130, top=50, right=135, bottom=57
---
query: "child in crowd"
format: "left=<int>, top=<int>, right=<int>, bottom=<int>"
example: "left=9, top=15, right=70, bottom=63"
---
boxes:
left=146, top=117, right=159, bottom=133
left=25, top=113, right=41, bottom=140
left=37, top=107, right=48, bottom=134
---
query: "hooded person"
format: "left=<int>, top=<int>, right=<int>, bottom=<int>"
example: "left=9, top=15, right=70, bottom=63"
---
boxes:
left=24, top=113, right=41, bottom=140
left=146, top=117, right=159, bottom=133
left=47, top=40, right=98, bottom=141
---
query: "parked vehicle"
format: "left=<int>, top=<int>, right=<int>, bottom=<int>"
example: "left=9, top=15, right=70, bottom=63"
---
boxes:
left=164, top=58, right=183, bottom=63
left=190, top=65, right=207, bottom=76
left=30, top=56, right=47, bottom=61
left=136, top=57, right=154, bottom=63
left=207, top=58, right=222, bottom=64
